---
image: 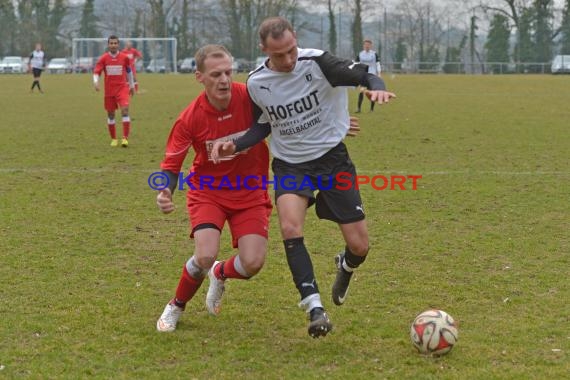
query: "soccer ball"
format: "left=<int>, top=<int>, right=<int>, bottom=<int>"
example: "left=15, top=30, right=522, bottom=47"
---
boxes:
left=410, top=309, right=458, bottom=356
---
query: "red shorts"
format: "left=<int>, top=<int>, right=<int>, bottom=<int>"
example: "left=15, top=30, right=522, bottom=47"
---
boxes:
left=104, top=87, right=130, bottom=112
left=187, top=189, right=272, bottom=248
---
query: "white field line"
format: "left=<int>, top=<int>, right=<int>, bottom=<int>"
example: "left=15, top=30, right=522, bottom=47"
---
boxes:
left=0, top=168, right=568, bottom=176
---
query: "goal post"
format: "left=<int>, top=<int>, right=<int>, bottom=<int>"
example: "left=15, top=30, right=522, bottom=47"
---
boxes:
left=71, top=37, right=177, bottom=73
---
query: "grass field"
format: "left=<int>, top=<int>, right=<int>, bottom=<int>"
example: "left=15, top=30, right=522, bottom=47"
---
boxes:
left=1, top=72, right=569, bottom=379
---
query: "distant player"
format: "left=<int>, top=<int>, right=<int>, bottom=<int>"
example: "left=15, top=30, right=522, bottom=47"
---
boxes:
left=29, top=43, right=45, bottom=93
left=355, top=39, right=382, bottom=113
left=122, top=40, right=143, bottom=93
left=93, top=35, right=135, bottom=147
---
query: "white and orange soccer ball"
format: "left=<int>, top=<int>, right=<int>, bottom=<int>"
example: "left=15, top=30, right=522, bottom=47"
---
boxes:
left=410, top=309, right=458, bottom=356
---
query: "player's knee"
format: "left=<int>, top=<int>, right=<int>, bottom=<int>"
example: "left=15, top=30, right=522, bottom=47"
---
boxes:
left=243, top=256, right=265, bottom=276
left=279, top=221, right=303, bottom=240
left=347, top=240, right=369, bottom=256
left=193, top=254, right=217, bottom=270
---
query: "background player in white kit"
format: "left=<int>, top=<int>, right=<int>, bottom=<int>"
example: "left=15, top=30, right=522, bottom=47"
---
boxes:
left=29, top=43, right=45, bottom=93
left=355, top=39, right=382, bottom=113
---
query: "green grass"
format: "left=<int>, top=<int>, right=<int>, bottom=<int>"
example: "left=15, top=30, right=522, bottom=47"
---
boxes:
left=1, top=73, right=569, bottom=379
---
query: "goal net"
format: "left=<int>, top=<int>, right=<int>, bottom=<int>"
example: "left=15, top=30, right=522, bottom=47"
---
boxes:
left=71, top=37, right=177, bottom=73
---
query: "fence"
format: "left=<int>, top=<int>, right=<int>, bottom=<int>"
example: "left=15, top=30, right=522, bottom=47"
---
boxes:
left=384, top=61, right=556, bottom=74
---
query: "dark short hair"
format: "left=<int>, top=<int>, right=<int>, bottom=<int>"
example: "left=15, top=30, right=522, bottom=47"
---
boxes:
left=258, top=17, right=294, bottom=46
left=108, top=35, right=119, bottom=43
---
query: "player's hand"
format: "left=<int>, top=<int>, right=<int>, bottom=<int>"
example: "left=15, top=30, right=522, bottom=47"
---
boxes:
left=211, top=141, right=236, bottom=164
left=156, top=188, right=175, bottom=214
left=347, top=116, right=360, bottom=137
left=94, top=83, right=100, bottom=92
left=364, top=89, right=396, bottom=104
left=129, top=88, right=135, bottom=97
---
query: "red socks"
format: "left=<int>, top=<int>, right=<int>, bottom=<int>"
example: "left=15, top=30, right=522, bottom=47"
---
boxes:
left=175, top=266, right=204, bottom=304
left=214, top=255, right=248, bottom=280
left=122, top=116, right=131, bottom=138
left=107, top=119, right=116, bottom=139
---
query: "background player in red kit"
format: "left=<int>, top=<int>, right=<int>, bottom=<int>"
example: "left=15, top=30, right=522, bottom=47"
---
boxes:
left=121, top=40, right=142, bottom=93
left=93, top=35, right=135, bottom=147
left=155, top=44, right=272, bottom=332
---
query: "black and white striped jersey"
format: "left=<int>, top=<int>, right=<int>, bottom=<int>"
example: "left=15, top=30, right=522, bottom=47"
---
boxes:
left=247, top=48, right=370, bottom=164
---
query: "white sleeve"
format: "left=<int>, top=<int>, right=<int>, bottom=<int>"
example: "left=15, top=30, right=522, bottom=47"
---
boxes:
left=127, top=70, right=135, bottom=88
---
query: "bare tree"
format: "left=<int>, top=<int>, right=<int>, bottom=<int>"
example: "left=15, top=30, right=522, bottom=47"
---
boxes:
left=351, top=0, right=363, bottom=57
left=394, top=0, right=448, bottom=71
left=328, top=0, right=337, bottom=54
left=221, top=0, right=298, bottom=60
left=147, top=0, right=177, bottom=37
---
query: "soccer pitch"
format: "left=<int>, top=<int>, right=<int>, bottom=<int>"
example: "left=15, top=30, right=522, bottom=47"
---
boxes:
left=1, top=73, right=568, bottom=378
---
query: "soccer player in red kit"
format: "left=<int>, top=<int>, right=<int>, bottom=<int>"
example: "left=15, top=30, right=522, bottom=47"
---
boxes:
left=93, top=35, right=135, bottom=147
left=121, top=40, right=142, bottom=93
left=155, top=44, right=272, bottom=332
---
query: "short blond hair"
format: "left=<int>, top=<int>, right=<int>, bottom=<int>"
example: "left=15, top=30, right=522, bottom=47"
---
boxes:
left=194, top=45, right=232, bottom=72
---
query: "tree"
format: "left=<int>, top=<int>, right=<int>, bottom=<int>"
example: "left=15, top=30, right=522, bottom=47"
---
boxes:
left=148, top=0, right=167, bottom=37
left=10, top=0, right=68, bottom=57
left=178, top=0, right=191, bottom=58
left=79, top=0, right=99, bottom=38
left=328, top=0, right=337, bottom=54
left=393, top=14, right=407, bottom=70
left=480, top=0, right=522, bottom=63
left=394, top=38, right=407, bottom=71
left=443, top=35, right=467, bottom=73
left=533, top=0, right=553, bottom=64
left=516, top=7, right=534, bottom=70
left=469, top=15, right=479, bottom=72
left=46, top=0, right=67, bottom=57
left=0, top=0, right=17, bottom=55
left=561, top=0, right=570, bottom=54
left=221, top=0, right=297, bottom=60
left=131, top=9, right=143, bottom=39
left=485, top=14, right=510, bottom=73
left=223, top=0, right=244, bottom=58
left=479, top=0, right=555, bottom=67
left=394, top=0, right=448, bottom=72
left=351, top=0, right=363, bottom=58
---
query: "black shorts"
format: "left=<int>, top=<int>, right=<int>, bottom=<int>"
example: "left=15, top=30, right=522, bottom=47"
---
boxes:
left=32, top=68, right=43, bottom=77
left=271, top=142, right=365, bottom=224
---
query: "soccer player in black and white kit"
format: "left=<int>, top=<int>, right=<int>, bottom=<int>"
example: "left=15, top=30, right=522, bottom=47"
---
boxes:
left=212, top=16, right=396, bottom=338
left=29, top=43, right=45, bottom=93
left=355, top=39, right=381, bottom=113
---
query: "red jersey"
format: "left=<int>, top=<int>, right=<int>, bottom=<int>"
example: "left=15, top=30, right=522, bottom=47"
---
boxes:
left=160, top=83, right=269, bottom=201
left=94, top=52, right=132, bottom=96
left=121, top=47, right=142, bottom=75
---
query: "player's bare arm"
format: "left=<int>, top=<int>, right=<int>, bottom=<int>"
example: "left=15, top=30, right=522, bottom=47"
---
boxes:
left=361, top=88, right=396, bottom=104
left=315, top=52, right=396, bottom=106
left=93, top=74, right=100, bottom=91
left=156, top=188, right=175, bottom=214
left=126, top=67, right=135, bottom=97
